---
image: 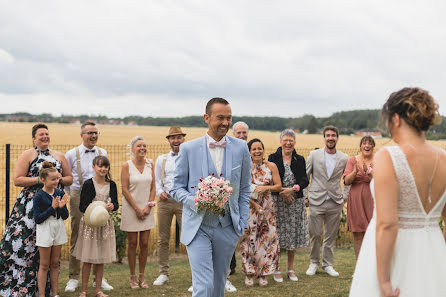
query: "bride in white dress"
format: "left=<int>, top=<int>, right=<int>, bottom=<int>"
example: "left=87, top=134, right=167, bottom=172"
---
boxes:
left=350, top=87, right=446, bottom=297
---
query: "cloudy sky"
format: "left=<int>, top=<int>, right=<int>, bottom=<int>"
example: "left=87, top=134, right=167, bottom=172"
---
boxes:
left=1, top=0, right=446, bottom=118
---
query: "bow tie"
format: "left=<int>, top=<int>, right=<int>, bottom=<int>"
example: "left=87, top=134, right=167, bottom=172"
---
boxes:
left=85, top=149, right=96, bottom=153
left=209, top=141, right=227, bottom=149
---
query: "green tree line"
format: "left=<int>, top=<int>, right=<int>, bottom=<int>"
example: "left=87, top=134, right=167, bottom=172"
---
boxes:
left=2, top=110, right=446, bottom=139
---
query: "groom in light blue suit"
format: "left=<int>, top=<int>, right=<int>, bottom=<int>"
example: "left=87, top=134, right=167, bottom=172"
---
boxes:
left=171, top=98, right=251, bottom=297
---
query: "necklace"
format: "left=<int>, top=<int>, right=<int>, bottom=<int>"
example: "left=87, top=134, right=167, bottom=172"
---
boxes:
left=402, top=144, right=438, bottom=204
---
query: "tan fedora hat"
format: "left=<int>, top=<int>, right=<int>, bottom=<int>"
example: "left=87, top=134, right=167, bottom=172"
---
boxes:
left=166, top=126, right=186, bottom=139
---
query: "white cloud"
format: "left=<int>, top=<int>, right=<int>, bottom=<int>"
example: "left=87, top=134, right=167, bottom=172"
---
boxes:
left=1, top=0, right=446, bottom=117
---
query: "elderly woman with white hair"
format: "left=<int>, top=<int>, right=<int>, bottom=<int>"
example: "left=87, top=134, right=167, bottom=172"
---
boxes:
left=268, top=129, right=309, bottom=282
left=120, top=136, right=156, bottom=289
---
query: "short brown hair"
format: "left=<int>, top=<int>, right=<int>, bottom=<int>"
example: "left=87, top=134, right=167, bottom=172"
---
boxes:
left=32, top=123, right=48, bottom=138
left=323, top=125, right=339, bottom=138
left=382, top=87, right=441, bottom=133
left=81, top=121, right=96, bottom=133
left=205, top=98, right=229, bottom=115
left=359, top=135, right=375, bottom=147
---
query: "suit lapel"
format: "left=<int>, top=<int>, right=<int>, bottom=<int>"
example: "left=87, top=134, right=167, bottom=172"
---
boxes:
left=224, top=137, right=232, bottom=180
left=200, top=136, right=209, bottom=178
left=321, top=148, right=329, bottom=179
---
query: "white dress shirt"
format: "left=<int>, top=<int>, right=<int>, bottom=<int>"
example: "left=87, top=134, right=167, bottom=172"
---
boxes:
left=154, top=151, right=178, bottom=199
left=65, top=144, right=107, bottom=191
left=206, top=134, right=226, bottom=176
left=324, top=150, right=337, bottom=200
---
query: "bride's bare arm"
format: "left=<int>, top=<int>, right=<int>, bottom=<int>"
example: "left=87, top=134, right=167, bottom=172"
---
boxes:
left=374, top=149, right=400, bottom=296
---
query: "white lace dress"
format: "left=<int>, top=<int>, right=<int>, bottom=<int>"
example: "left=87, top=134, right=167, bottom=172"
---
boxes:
left=350, top=146, right=446, bottom=297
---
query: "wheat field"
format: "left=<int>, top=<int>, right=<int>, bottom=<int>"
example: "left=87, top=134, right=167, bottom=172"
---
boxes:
left=1, top=121, right=446, bottom=259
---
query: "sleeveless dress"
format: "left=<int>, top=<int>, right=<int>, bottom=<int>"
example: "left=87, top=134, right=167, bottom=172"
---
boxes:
left=120, top=159, right=155, bottom=232
left=240, top=163, right=280, bottom=277
left=350, top=146, right=446, bottom=297
left=0, top=148, right=63, bottom=297
left=72, top=180, right=116, bottom=264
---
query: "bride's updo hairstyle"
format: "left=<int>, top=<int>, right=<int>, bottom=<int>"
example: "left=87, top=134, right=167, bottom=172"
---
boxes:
left=382, top=87, right=441, bottom=133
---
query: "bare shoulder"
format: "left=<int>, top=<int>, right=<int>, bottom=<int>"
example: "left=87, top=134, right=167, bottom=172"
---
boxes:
left=20, top=148, right=37, bottom=161
left=266, top=161, right=278, bottom=171
left=121, top=161, right=129, bottom=169
left=50, top=149, right=64, bottom=159
left=373, top=147, right=394, bottom=174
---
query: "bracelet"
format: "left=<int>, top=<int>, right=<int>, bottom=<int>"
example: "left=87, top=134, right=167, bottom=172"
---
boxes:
left=147, top=201, right=156, bottom=207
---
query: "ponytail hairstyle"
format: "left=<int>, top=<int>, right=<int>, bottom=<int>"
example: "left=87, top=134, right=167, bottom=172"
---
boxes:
left=92, top=155, right=112, bottom=182
left=39, top=161, right=58, bottom=180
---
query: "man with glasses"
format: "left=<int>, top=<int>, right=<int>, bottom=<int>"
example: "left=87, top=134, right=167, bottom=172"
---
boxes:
left=64, top=121, right=113, bottom=292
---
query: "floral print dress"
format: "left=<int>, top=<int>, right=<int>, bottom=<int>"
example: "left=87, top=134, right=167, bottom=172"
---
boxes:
left=0, top=148, right=63, bottom=297
left=274, top=162, right=308, bottom=250
left=240, top=162, right=280, bottom=277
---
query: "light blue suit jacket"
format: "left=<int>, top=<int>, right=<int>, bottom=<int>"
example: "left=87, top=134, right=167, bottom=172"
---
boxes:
left=171, top=135, right=252, bottom=246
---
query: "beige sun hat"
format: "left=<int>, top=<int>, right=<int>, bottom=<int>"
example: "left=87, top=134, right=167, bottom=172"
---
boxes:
left=84, top=201, right=110, bottom=227
left=166, top=126, right=186, bottom=138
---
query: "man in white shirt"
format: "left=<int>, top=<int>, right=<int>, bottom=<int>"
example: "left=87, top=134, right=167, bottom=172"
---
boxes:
left=304, top=126, right=349, bottom=277
left=64, top=121, right=113, bottom=292
left=153, top=126, right=186, bottom=286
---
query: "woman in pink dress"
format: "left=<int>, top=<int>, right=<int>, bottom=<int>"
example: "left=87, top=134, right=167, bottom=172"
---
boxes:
left=343, top=136, right=375, bottom=259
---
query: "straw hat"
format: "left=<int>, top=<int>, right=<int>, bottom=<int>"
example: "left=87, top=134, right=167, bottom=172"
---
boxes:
left=84, top=201, right=110, bottom=227
left=166, top=126, right=186, bottom=138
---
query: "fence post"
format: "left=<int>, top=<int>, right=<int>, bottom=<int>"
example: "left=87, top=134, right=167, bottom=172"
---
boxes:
left=175, top=221, right=180, bottom=253
left=5, top=144, right=10, bottom=223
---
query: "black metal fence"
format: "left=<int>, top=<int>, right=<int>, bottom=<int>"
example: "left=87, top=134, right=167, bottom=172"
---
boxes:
left=1, top=144, right=360, bottom=259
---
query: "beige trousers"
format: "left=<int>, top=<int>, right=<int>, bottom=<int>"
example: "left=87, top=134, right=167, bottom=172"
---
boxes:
left=157, top=199, right=182, bottom=276
left=69, top=189, right=82, bottom=279
left=308, top=199, right=343, bottom=269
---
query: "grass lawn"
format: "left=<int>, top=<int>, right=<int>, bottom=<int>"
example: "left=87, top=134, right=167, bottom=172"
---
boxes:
left=58, top=247, right=355, bottom=297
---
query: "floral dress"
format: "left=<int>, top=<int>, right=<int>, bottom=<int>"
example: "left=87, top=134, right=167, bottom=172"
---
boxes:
left=0, top=148, right=63, bottom=297
left=240, top=163, right=280, bottom=277
left=274, top=162, right=308, bottom=250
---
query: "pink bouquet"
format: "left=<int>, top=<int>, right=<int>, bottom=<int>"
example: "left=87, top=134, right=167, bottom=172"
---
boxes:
left=194, top=175, right=233, bottom=215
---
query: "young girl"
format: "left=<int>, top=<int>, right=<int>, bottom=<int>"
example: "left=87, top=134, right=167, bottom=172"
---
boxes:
left=33, top=161, right=69, bottom=297
left=72, top=156, right=119, bottom=297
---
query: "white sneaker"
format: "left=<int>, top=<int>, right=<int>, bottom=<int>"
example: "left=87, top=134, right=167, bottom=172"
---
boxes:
left=225, top=279, right=237, bottom=292
left=225, top=279, right=237, bottom=293
left=153, top=274, right=169, bottom=286
left=323, top=266, right=339, bottom=277
left=306, top=263, right=318, bottom=276
left=188, top=285, right=193, bottom=292
left=65, top=279, right=79, bottom=292
left=93, top=278, right=114, bottom=290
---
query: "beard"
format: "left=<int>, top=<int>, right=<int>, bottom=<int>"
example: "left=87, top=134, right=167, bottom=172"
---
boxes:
left=326, top=142, right=336, bottom=149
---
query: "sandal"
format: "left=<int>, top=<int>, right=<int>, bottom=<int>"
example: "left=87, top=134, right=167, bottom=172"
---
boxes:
left=139, top=273, right=149, bottom=289
left=79, top=292, right=87, bottom=297
left=245, top=276, right=254, bottom=287
left=259, top=276, right=268, bottom=287
left=96, top=291, right=109, bottom=297
left=273, top=271, right=283, bottom=283
left=129, top=275, right=139, bottom=289
left=287, top=270, right=298, bottom=282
